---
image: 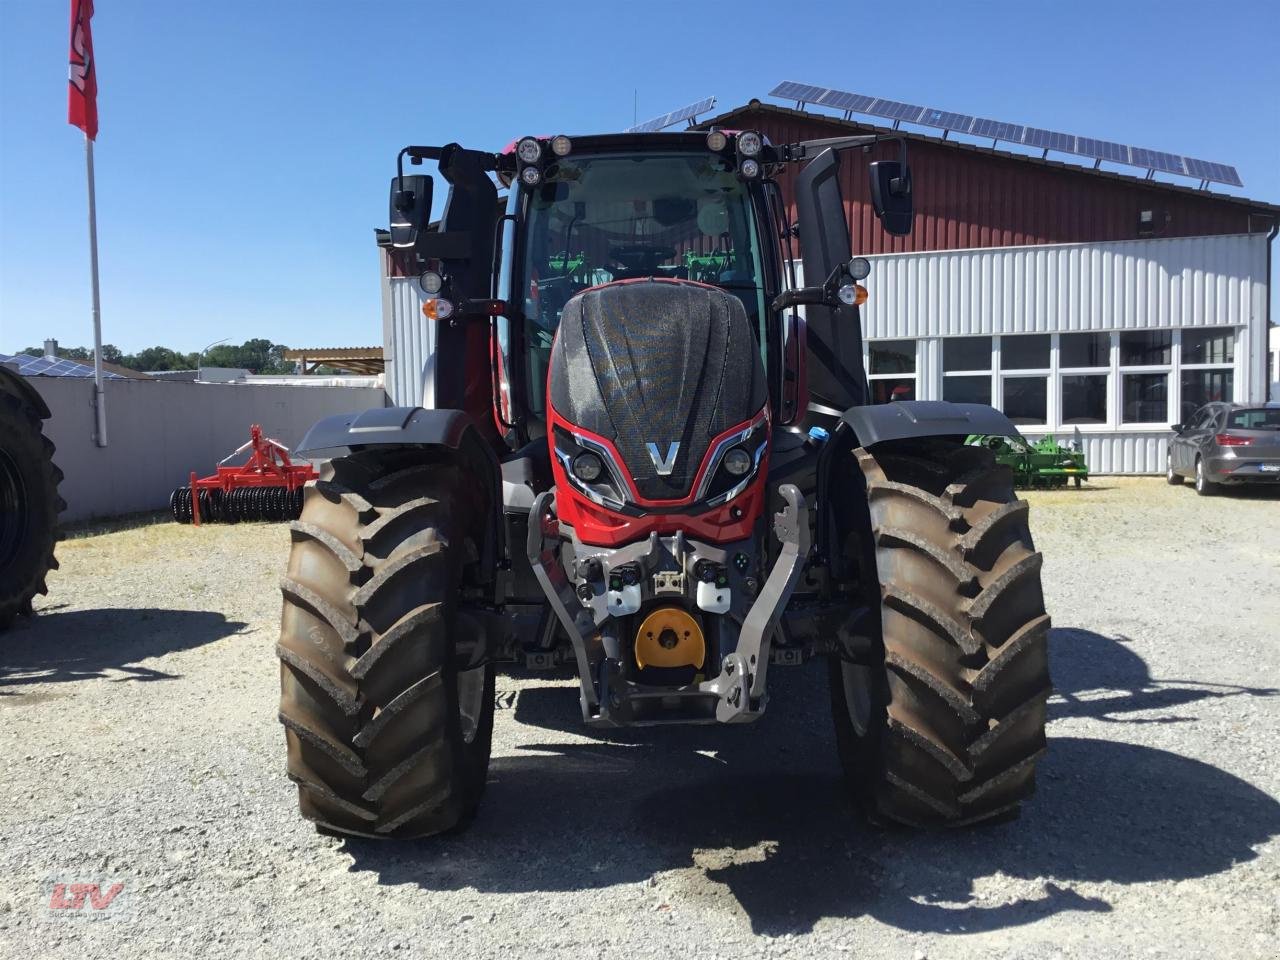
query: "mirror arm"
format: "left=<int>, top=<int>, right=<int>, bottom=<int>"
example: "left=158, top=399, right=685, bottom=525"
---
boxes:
left=771, top=287, right=824, bottom=311
left=778, top=133, right=909, bottom=165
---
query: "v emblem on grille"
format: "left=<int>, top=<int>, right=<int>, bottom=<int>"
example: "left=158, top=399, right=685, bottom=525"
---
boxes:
left=645, top=441, right=680, bottom=476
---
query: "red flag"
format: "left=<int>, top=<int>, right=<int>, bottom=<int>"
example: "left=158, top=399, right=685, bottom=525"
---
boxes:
left=68, top=0, right=97, bottom=140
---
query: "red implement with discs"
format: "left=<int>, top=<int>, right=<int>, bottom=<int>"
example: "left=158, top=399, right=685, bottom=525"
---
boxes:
left=170, top=425, right=317, bottom=524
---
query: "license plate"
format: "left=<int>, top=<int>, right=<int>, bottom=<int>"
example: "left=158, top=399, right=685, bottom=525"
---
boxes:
left=1260, top=464, right=1280, bottom=473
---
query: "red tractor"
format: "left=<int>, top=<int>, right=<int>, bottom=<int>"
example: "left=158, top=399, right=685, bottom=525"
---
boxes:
left=276, top=130, right=1050, bottom=838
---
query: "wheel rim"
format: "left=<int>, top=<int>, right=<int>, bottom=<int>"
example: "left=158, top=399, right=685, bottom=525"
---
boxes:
left=840, top=661, right=874, bottom=736
left=1196, top=460, right=1203, bottom=488
left=456, top=666, right=487, bottom=745
left=0, top=447, right=29, bottom=569
left=1167, top=454, right=1174, bottom=480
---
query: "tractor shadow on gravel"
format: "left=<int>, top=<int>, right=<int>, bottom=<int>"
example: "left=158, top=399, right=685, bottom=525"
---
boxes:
left=1051, top=627, right=1278, bottom=723
left=0, top=608, right=247, bottom=691
left=341, top=630, right=1280, bottom=937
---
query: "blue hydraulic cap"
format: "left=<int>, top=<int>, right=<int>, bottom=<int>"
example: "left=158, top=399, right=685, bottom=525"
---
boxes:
left=808, top=426, right=829, bottom=443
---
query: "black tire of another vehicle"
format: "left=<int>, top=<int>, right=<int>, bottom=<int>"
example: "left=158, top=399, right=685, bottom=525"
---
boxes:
left=0, top=388, right=64, bottom=630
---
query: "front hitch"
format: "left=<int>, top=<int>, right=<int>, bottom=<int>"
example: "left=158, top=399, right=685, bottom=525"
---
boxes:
left=704, top=484, right=809, bottom=722
left=527, top=485, right=810, bottom=726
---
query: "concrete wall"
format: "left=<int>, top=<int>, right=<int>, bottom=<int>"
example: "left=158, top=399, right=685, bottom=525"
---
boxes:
left=31, top=377, right=385, bottom=521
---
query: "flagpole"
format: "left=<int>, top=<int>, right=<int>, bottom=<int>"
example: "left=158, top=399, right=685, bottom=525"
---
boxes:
left=84, top=133, right=107, bottom=447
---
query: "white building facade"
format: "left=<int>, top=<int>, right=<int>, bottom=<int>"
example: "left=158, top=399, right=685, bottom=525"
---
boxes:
left=860, top=232, right=1271, bottom=473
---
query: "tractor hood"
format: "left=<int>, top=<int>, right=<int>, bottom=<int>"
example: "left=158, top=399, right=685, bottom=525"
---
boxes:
left=548, top=278, right=767, bottom=501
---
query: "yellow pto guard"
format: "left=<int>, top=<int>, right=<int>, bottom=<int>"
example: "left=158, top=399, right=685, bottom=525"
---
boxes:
left=634, top=607, right=705, bottom=670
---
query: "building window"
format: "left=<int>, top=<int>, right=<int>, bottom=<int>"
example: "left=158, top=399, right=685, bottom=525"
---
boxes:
left=1179, top=328, right=1235, bottom=420
left=1120, top=330, right=1172, bottom=366
left=1059, top=332, right=1110, bottom=426
left=1000, top=335, right=1049, bottom=425
left=943, top=336, right=992, bottom=405
left=1118, top=331, right=1171, bottom=424
left=1059, top=332, right=1109, bottom=369
left=1062, top=375, right=1108, bottom=424
left=1003, top=375, right=1048, bottom=424
left=1122, top=373, right=1169, bottom=423
left=868, top=339, right=916, bottom=404
left=1002, top=334, right=1051, bottom=370
left=869, top=340, right=916, bottom=374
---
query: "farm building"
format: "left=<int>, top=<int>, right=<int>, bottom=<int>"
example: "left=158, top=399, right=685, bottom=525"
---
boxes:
left=377, top=93, right=1278, bottom=474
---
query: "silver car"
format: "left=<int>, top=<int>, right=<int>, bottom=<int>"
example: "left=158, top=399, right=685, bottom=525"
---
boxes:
left=1167, top=402, right=1280, bottom=495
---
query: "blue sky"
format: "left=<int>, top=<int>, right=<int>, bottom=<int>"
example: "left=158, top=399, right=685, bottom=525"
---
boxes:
left=2, top=0, right=1277, bottom=354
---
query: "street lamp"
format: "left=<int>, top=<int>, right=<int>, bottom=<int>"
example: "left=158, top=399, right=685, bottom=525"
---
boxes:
left=198, top=338, right=229, bottom=381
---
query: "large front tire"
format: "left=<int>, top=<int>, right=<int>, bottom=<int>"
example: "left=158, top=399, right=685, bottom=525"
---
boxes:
left=277, top=451, right=494, bottom=838
left=831, top=438, right=1051, bottom=827
left=0, top=383, right=64, bottom=631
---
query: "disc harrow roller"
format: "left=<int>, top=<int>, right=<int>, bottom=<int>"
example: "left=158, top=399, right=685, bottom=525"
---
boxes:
left=170, top=425, right=317, bottom=525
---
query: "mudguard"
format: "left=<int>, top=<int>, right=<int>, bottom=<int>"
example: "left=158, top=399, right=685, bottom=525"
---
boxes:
left=297, top=406, right=491, bottom=456
left=814, top=400, right=1021, bottom=584
left=296, top=406, right=505, bottom=585
left=839, top=400, right=1021, bottom=447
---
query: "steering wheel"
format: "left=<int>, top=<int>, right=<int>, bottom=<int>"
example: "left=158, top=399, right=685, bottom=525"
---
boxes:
left=609, top=244, right=677, bottom=275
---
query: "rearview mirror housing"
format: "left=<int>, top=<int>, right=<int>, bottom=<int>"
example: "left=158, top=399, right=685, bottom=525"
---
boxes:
left=389, top=174, right=433, bottom=249
left=868, top=160, right=913, bottom=236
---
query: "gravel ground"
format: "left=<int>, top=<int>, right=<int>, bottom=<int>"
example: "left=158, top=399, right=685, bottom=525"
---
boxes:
left=2, top=478, right=1278, bottom=959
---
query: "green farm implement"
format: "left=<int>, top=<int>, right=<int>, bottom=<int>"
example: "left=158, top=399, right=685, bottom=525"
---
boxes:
left=968, top=433, right=1090, bottom=488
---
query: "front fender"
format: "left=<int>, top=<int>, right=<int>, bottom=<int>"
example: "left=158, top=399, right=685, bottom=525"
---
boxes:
left=297, top=406, right=485, bottom=455
left=296, top=406, right=505, bottom=589
left=838, top=400, right=1021, bottom=447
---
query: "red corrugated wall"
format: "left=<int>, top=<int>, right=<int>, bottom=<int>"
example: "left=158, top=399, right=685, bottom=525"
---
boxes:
left=731, top=104, right=1258, bottom=256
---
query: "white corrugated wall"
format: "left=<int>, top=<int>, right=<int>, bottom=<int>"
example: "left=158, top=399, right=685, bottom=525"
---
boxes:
left=382, top=273, right=436, bottom=409
left=862, top=232, right=1267, bottom=338
left=861, top=232, right=1270, bottom=474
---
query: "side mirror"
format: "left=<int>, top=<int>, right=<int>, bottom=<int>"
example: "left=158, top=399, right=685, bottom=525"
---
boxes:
left=1171, top=423, right=1184, bottom=433
left=389, top=174, right=433, bottom=249
left=868, top=160, right=913, bottom=236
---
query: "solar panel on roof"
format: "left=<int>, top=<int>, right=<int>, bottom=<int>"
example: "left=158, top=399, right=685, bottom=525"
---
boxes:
left=817, top=89, right=876, bottom=113
left=1022, top=128, right=1076, bottom=153
left=1130, top=148, right=1185, bottom=175
left=971, top=118, right=1025, bottom=143
left=919, top=109, right=974, bottom=133
left=625, top=96, right=716, bottom=133
left=770, top=81, right=827, bottom=104
left=872, top=99, right=927, bottom=124
left=0, top=352, right=124, bottom=379
left=1183, top=157, right=1243, bottom=187
left=1074, top=137, right=1130, bottom=164
left=765, top=81, right=1245, bottom=187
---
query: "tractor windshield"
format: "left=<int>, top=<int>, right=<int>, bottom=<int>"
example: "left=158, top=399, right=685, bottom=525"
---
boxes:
left=513, top=152, right=767, bottom=416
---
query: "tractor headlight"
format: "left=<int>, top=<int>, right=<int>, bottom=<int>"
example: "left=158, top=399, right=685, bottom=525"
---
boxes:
left=519, top=165, right=542, bottom=186
left=572, top=452, right=604, bottom=482
left=737, top=131, right=763, bottom=157
left=517, top=137, right=542, bottom=163
left=420, top=270, right=443, bottom=295
left=847, top=256, right=871, bottom=280
left=739, top=158, right=761, bottom=179
left=706, top=130, right=728, bottom=152
left=723, top=447, right=753, bottom=476
left=551, top=135, right=572, bottom=157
